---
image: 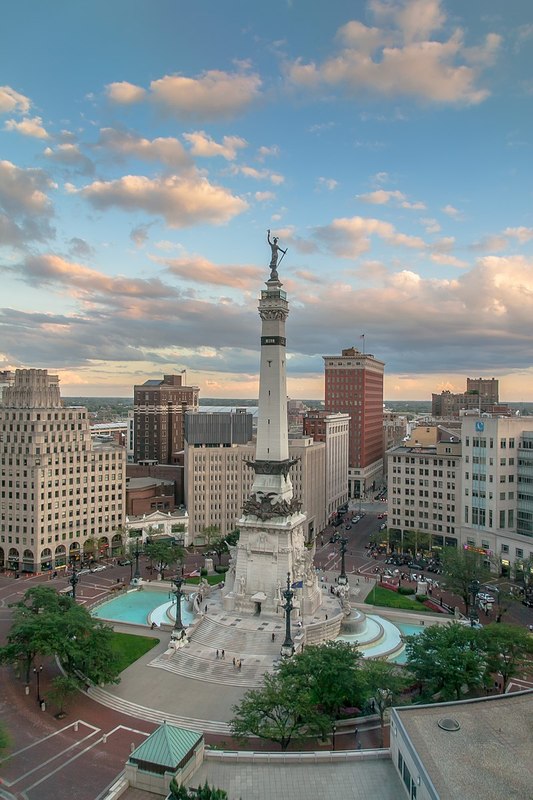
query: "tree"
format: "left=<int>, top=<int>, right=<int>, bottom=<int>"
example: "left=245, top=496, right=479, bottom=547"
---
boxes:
left=0, top=587, right=122, bottom=687
left=480, top=624, right=533, bottom=692
left=231, top=672, right=328, bottom=751
left=143, top=540, right=184, bottom=579
left=48, top=675, right=80, bottom=717
left=168, top=779, right=228, bottom=800
left=277, top=641, right=367, bottom=719
left=441, top=548, right=491, bottom=615
left=404, top=623, right=487, bottom=701
left=362, top=660, right=409, bottom=747
left=200, top=525, right=219, bottom=549
left=209, top=536, right=228, bottom=566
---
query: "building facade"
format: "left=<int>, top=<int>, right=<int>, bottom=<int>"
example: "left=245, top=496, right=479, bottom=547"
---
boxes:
left=431, top=377, right=507, bottom=418
left=323, top=346, right=384, bottom=498
left=0, top=369, right=125, bottom=573
left=303, top=410, right=350, bottom=519
left=133, top=373, right=199, bottom=464
left=388, top=426, right=462, bottom=551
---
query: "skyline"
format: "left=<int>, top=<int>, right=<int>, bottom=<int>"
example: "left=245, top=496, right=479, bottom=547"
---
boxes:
left=1, top=1, right=533, bottom=401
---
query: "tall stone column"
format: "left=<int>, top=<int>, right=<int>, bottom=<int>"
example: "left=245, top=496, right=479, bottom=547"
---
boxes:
left=223, top=236, right=321, bottom=616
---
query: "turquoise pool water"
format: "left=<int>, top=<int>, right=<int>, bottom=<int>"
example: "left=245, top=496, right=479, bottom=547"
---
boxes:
left=92, top=590, right=194, bottom=627
left=393, top=621, right=425, bottom=664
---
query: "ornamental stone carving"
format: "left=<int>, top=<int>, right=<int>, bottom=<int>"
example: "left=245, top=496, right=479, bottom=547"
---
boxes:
left=259, top=309, right=288, bottom=321
left=242, top=491, right=302, bottom=521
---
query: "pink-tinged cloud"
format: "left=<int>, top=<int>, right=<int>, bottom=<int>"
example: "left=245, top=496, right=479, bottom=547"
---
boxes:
left=0, top=86, right=31, bottom=115
left=162, top=255, right=262, bottom=289
left=0, top=160, right=55, bottom=216
left=149, top=70, right=262, bottom=119
left=357, top=189, right=425, bottom=208
left=97, top=128, right=191, bottom=169
left=314, top=216, right=426, bottom=258
left=105, top=81, right=147, bottom=104
left=78, top=173, right=248, bottom=227
left=504, top=226, right=533, bottom=244
left=183, top=131, right=247, bottom=160
left=287, top=1, right=499, bottom=105
left=44, top=143, right=94, bottom=175
left=231, top=165, right=284, bottom=185
left=4, top=116, right=49, bottom=139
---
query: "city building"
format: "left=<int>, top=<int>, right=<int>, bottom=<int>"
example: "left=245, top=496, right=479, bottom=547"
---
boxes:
left=125, top=476, right=176, bottom=516
left=90, top=420, right=128, bottom=446
left=388, top=425, right=462, bottom=551
left=303, top=410, right=350, bottom=519
left=0, top=370, right=14, bottom=402
left=323, top=346, right=385, bottom=498
left=133, top=373, right=199, bottom=464
left=0, top=369, right=125, bottom=573
left=125, top=509, right=189, bottom=547
left=459, top=416, right=533, bottom=575
left=431, top=377, right=509, bottom=418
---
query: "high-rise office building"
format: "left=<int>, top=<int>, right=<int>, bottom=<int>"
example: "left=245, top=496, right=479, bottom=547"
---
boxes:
left=323, top=346, right=384, bottom=498
left=303, top=410, right=350, bottom=519
left=0, top=369, right=125, bottom=573
left=133, top=373, right=199, bottom=464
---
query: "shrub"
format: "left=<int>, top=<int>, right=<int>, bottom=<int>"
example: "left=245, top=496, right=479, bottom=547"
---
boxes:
left=214, top=565, right=228, bottom=574
left=415, top=594, right=427, bottom=602
left=200, top=567, right=208, bottom=577
left=398, top=586, right=415, bottom=596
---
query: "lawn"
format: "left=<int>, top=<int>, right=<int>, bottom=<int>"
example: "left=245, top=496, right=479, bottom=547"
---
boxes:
left=186, top=573, right=226, bottom=585
left=365, top=586, right=438, bottom=612
left=110, top=632, right=159, bottom=672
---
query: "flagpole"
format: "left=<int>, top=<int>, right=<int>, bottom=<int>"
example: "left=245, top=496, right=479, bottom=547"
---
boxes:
left=361, top=334, right=365, bottom=355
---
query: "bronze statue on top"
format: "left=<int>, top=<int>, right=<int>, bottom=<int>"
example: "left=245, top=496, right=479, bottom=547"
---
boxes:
left=267, top=229, right=287, bottom=280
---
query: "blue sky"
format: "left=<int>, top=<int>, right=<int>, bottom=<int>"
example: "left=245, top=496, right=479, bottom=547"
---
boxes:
left=1, top=0, right=532, bottom=400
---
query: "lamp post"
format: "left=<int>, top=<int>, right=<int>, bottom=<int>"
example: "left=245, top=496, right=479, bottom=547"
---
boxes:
left=332, top=723, right=337, bottom=751
left=338, top=536, right=348, bottom=586
left=280, top=572, right=295, bottom=658
left=33, top=664, right=43, bottom=705
left=468, top=579, right=480, bottom=627
left=69, top=561, right=79, bottom=601
left=133, top=537, right=143, bottom=581
left=171, top=575, right=185, bottom=639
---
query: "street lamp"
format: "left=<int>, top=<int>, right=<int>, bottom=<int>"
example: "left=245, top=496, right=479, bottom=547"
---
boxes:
left=338, top=536, right=348, bottom=586
left=468, top=579, right=480, bottom=627
left=133, top=537, right=143, bottom=581
left=280, top=572, right=295, bottom=658
left=332, top=723, right=337, bottom=751
left=69, top=560, right=79, bottom=600
left=33, top=664, right=43, bottom=705
left=171, top=575, right=185, bottom=639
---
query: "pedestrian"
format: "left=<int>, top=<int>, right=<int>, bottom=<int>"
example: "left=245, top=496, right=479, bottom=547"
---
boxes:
left=216, top=649, right=219, bottom=659
left=233, top=657, right=236, bottom=667
left=221, top=650, right=225, bottom=659
left=354, top=727, right=359, bottom=738
left=325, top=613, right=328, bottom=620
left=271, top=632, right=275, bottom=642
left=204, top=604, right=208, bottom=613
left=238, top=660, right=242, bottom=670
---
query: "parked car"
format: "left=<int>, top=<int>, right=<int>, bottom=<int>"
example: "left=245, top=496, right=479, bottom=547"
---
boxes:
left=118, top=559, right=131, bottom=566
left=90, top=565, right=106, bottom=573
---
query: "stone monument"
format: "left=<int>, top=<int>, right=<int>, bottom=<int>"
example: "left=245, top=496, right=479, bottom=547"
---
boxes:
left=222, top=234, right=321, bottom=617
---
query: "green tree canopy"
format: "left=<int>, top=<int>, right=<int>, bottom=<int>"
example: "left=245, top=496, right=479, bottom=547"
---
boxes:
left=404, top=622, right=488, bottom=701
left=168, top=778, right=228, bottom=799
left=277, top=640, right=366, bottom=718
left=0, top=586, right=122, bottom=686
left=441, top=548, right=491, bottom=614
left=480, top=623, right=533, bottom=691
left=231, top=671, right=329, bottom=750
left=144, top=540, right=184, bottom=579
left=361, top=659, right=409, bottom=746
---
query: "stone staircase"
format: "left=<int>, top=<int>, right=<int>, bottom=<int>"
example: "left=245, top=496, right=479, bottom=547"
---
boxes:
left=87, top=685, right=231, bottom=735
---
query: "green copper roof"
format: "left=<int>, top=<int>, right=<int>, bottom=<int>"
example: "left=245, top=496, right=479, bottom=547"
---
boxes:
left=129, top=722, right=202, bottom=769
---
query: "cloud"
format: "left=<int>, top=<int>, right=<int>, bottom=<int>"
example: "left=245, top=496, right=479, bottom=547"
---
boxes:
left=105, top=81, right=146, bottom=104
left=230, top=165, right=284, bottom=185
left=44, top=143, right=95, bottom=175
left=183, top=131, right=247, bottom=160
left=314, top=215, right=426, bottom=258
left=97, top=128, right=191, bottom=169
left=257, top=145, right=280, bottom=161
left=442, top=204, right=463, bottom=218
left=421, top=217, right=441, bottom=234
left=4, top=116, right=49, bottom=139
left=161, top=255, right=262, bottom=289
left=357, top=189, right=425, bottom=208
left=77, top=173, right=248, bottom=228
left=317, top=177, right=338, bottom=191
left=287, top=0, right=499, bottom=105
left=0, top=160, right=55, bottom=246
left=67, top=237, right=95, bottom=259
left=150, top=69, right=262, bottom=119
left=430, top=252, right=468, bottom=268
left=504, top=226, right=533, bottom=244
left=0, top=86, right=31, bottom=115
left=255, top=191, right=275, bottom=202
left=130, top=223, right=153, bottom=247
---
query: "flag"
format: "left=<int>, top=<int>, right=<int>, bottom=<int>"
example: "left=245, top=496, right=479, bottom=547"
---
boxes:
left=291, top=580, right=304, bottom=589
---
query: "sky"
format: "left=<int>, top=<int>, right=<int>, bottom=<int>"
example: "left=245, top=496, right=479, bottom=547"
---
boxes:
left=1, top=0, right=532, bottom=401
